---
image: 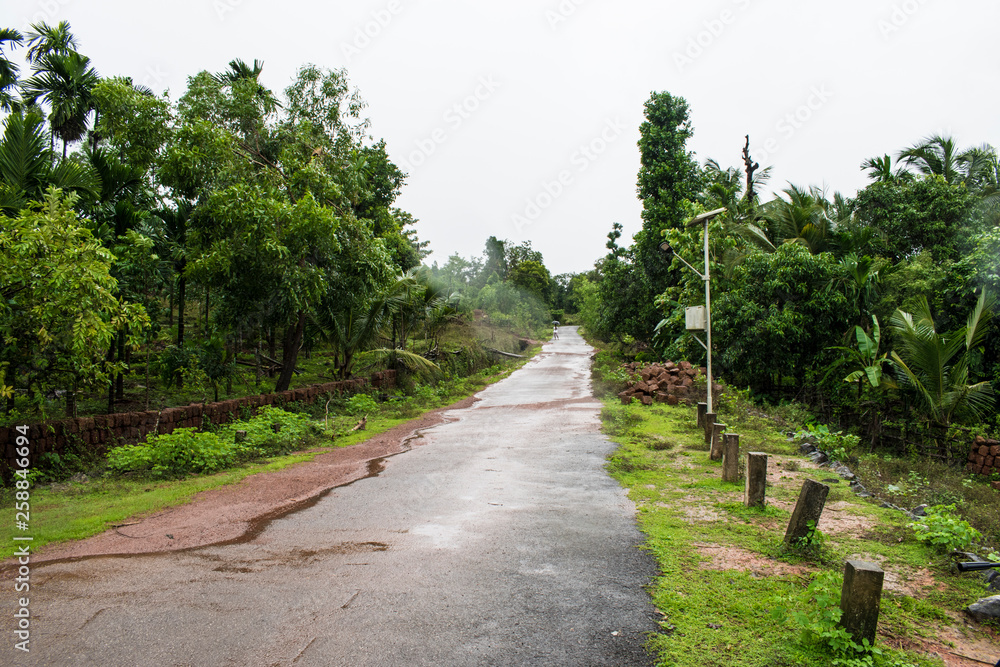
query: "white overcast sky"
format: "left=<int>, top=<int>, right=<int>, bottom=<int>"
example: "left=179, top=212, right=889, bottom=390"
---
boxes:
left=10, top=0, right=999, bottom=275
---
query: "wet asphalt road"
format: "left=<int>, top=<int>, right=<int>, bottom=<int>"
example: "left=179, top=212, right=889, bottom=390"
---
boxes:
left=2, top=326, right=660, bottom=666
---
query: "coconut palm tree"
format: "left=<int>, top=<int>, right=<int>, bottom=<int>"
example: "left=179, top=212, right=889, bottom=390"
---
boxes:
left=897, top=135, right=998, bottom=192
left=760, top=185, right=844, bottom=255
left=861, top=154, right=909, bottom=183
left=889, top=289, right=995, bottom=426
left=316, top=274, right=439, bottom=380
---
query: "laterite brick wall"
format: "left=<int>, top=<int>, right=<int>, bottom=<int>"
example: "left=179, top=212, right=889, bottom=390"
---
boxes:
left=1, top=371, right=395, bottom=481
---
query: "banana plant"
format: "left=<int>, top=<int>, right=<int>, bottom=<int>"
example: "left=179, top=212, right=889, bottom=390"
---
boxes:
left=824, top=315, right=896, bottom=399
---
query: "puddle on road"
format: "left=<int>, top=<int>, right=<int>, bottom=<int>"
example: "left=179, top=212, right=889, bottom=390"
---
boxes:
left=21, top=458, right=394, bottom=572
left=208, top=542, right=390, bottom=573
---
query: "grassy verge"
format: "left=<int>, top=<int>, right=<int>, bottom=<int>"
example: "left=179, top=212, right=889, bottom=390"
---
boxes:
left=601, top=396, right=999, bottom=666
left=0, top=355, right=535, bottom=561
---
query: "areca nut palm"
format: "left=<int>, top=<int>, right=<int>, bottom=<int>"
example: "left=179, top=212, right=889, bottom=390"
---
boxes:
left=21, top=50, right=101, bottom=156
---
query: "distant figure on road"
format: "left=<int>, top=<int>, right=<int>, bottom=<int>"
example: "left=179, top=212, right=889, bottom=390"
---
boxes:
left=553, top=325, right=559, bottom=340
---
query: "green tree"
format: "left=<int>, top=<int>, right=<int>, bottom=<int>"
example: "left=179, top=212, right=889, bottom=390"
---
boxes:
left=23, top=20, right=77, bottom=64
left=612, top=90, right=703, bottom=342
left=889, top=290, right=995, bottom=426
left=0, top=110, right=98, bottom=215
left=897, top=135, right=997, bottom=191
left=713, top=244, right=850, bottom=396
left=0, top=28, right=22, bottom=111
left=21, top=50, right=101, bottom=157
left=91, top=77, right=172, bottom=170
left=509, top=259, right=551, bottom=303
left=853, top=175, right=980, bottom=262
left=0, top=189, right=148, bottom=415
left=760, top=185, right=844, bottom=255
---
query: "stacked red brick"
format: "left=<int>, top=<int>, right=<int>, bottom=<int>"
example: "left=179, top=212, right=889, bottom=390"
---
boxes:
left=617, top=361, right=711, bottom=406
left=967, top=436, right=1000, bottom=478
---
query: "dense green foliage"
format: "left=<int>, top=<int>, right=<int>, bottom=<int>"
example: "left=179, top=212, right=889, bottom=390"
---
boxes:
left=0, top=22, right=558, bottom=425
left=582, top=89, right=998, bottom=442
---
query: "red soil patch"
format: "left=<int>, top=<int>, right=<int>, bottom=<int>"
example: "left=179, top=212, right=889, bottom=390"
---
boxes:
left=3, top=397, right=477, bottom=568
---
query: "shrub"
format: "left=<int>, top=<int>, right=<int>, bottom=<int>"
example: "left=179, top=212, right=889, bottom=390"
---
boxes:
left=106, top=407, right=321, bottom=479
left=344, top=393, right=379, bottom=416
left=107, top=428, right=233, bottom=478
left=908, top=504, right=982, bottom=553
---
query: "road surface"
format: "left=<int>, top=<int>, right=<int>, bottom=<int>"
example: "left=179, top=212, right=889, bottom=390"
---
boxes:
left=2, top=326, right=659, bottom=666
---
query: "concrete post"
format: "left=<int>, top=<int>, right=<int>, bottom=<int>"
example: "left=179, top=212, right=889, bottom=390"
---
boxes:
left=839, top=560, right=884, bottom=647
left=784, top=479, right=830, bottom=545
left=745, top=452, right=767, bottom=508
left=722, top=434, right=740, bottom=482
left=710, top=423, right=726, bottom=461
left=697, top=402, right=707, bottom=429
left=703, top=412, right=717, bottom=444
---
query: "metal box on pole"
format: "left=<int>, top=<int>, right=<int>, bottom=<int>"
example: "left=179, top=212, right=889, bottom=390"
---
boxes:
left=685, top=306, right=706, bottom=332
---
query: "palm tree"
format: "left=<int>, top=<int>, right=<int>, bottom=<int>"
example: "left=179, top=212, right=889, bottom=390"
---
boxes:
left=889, top=289, right=995, bottom=426
left=760, top=185, right=843, bottom=255
left=23, top=20, right=78, bottom=64
left=21, top=51, right=101, bottom=157
left=0, top=28, right=23, bottom=111
left=0, top=110, right=98, bottom=215
left=861, top=154, right=908, bottom=183
left=897, top=135, right=998, bottom=191
left=316, top=274, right=439, bottom=380
left=213, top=58, right=280, bottom=118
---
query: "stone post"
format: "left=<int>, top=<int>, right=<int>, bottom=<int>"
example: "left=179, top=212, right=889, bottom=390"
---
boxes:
left=745, top=452, right=768, bottom=508
left=784, top=479, right=830, bottom=545
left=703, top=412, right=717, bottom=444
left=710, top=423, right=726, bottom=461
left=697, top=402, right=707, bottom=429
left=839, top=560, right=884, bottom=647
left=722, top=434, right=740, bottom=482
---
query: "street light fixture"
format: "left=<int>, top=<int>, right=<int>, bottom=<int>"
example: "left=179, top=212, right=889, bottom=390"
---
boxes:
left=661, top=207, right=726, bottom=413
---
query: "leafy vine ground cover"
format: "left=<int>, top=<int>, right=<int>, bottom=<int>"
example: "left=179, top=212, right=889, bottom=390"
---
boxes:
left=600, top=396, right=1000, bottom=666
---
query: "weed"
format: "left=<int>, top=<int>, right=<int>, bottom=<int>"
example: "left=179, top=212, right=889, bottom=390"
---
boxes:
left=907, top=504, right=982, bottom=553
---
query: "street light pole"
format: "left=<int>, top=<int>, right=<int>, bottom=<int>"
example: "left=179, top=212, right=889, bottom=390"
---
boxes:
left=661, top=207, right=725, bottom=414
left=702, top=212, right=714, bottom=414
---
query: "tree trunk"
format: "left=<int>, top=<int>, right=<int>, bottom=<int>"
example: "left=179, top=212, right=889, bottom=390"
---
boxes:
left=275, top=312, right=306, bottom=393
left=106, top=338, right=117, bottom=413
left=177, top=265, right=186, bottom=346
left=115, top=330, right=126, bottom=400
left=65, top=378, right=77, bottom=418
left=267, top=327, right=277, bottom=376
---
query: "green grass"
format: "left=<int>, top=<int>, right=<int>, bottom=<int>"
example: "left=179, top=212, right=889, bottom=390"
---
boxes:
left=601, top=399, right=985, bottom=666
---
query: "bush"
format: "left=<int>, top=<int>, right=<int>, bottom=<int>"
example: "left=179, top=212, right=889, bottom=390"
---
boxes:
left=106, top=407, right=321, bottom=479
left=344, top=393, right=379, bottom=416
left=107, top=428, right=233, bottom=478
left=908, top=504, right=982, bottom=553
